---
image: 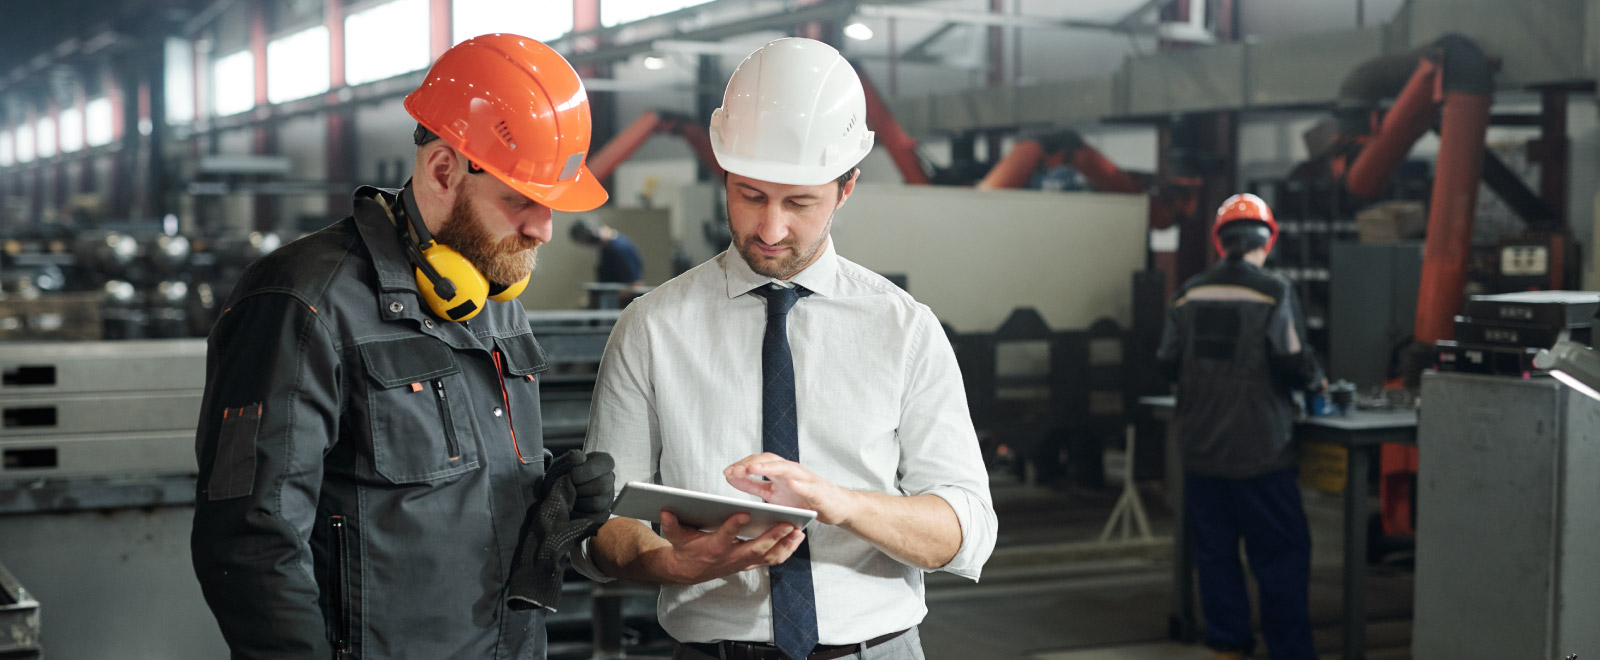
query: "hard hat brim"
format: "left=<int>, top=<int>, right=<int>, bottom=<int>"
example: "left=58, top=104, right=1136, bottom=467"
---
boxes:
left=491, top=163, right=610, bottom=213
left=712, top=138, right=874, bottom=187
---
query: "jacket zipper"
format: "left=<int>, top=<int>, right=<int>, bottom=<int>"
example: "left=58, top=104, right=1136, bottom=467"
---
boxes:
left=432, top=379, right=462, bottom=461
left=491, top=350, right=527, bottom=464
left=329, top=515, right=350, bottom=659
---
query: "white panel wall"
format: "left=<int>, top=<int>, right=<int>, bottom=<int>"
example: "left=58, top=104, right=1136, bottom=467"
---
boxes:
left=829, top=184, right=1148, bottom=332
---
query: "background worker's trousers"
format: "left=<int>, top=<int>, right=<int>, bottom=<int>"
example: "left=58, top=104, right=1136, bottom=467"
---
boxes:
left=1186, top=469, right=1315, bottom=659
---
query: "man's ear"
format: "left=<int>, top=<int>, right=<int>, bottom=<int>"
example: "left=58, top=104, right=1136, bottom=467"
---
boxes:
left=417, top=143, right=462, bottom=200
left=836, top=168, right=860, bottom=209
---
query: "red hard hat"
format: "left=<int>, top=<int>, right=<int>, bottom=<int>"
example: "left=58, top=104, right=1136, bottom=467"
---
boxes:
left=1212, top=193, right=1278, bottom=257
left=404, top=34, right=608, bottom=213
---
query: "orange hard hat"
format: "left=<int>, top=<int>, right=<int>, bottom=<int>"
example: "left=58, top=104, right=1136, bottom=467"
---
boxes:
left=1212, top=193, right=1278, bottom=257
left=404, top=34, right=608, bottom=213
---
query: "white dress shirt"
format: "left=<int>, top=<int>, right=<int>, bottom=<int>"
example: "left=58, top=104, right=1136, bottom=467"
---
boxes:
left=578, top=239, right=997, bottom=645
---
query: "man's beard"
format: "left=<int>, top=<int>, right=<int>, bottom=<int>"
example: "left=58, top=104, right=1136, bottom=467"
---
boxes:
left=731, top=214, right=832, bottom=280
left=433, top=195, right=541, bottom=285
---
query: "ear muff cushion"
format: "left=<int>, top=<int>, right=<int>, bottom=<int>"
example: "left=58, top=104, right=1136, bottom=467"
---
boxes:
left=487, top=275, right=530, bottom=302
left=416, top=243, right=489, bottom=321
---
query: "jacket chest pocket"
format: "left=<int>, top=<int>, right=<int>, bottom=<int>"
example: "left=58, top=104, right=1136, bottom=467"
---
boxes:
left=359, top=336, right=481, bottom=483
left=493, top=332, right=550, bottom=450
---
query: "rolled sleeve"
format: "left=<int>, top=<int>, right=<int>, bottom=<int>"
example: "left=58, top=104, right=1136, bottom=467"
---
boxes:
left=896, top=308, right=997, bottom=580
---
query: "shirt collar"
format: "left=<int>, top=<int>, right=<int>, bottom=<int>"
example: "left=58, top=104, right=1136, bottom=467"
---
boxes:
left=722, top=238, right=840, bottom=299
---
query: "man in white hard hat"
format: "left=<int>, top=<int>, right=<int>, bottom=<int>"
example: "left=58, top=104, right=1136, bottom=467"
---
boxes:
left=575, top=38, right=997, bottom=660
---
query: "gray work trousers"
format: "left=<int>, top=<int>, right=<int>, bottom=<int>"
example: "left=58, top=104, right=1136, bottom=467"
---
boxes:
left=671, top=627, right=925, bottom=660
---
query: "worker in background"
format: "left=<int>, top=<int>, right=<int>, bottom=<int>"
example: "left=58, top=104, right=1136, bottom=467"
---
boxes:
left=190, top=35, right=615, bottom=659
left=1157, top=193, right=1326, bottom=660
left=570, top=216, right=646, bottom=287
left=575, top=38, right=997, bottom=660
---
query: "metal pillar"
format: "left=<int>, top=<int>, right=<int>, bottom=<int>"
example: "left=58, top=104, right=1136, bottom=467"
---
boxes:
left=1537, top=88, right=1569, bottom=224
left=248, top=1, right=277, bottom=231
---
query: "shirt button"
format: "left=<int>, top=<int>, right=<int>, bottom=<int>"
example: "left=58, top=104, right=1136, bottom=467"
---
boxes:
left=424, top=319, right=434, bottom=329
left=389, top=301, right=404, bottom=314
left=493, top=407, right=504, bottom=418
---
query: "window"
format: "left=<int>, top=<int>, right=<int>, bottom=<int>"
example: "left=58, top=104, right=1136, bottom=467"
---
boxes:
left=85, top=97, right=113, bottom=147
left=59, top=108, right=83, bottom=153
left=0, top=132, right=13, bottom=167
left=165, top=38, right=195, bottom=124
left=345, top=0, right=429, bottom=86
left=453, top=0, right=573, bottom=44
left=213, top=50, right=256, bottom=117
left=602, top=0, right=714, bottom=27
left=35, top=116, right=55, bottom=158
left=268, top=26, right=331, bottom=104
left=15, top=124, right=34, bottom=163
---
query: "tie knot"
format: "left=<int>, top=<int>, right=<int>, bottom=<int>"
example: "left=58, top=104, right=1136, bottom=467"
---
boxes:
left=752, top=283, right=810, bottom=317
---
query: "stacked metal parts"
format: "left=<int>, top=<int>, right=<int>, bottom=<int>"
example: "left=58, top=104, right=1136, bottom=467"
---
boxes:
left=1437, top=292, right=1600, bottom=376
left=0, top=340, right=211, bottom=659
left=0, top=227, right=281, bottom=342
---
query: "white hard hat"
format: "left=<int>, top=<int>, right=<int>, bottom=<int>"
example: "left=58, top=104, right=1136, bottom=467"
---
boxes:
left=710, top=38, right=876, bottom=186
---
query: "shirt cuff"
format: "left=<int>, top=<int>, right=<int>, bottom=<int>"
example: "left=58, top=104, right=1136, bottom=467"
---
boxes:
left=569, top=537, right=616, bottom=583
left=924, top=486, right=997, bottom=581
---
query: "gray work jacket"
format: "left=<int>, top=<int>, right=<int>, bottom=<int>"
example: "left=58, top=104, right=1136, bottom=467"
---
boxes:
left=1157, top=259, right=1325, bottom=479
left=191, top=186, right=552, bottom=659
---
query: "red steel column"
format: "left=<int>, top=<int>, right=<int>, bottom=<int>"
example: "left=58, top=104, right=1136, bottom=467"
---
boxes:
left=1412, top=91, right=1492, bottom=343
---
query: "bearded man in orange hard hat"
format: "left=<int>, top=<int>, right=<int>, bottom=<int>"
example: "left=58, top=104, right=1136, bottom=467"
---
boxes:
left=1158, top=193, right=1328, bottom=660
left=192, top=35, right=615, bottom=659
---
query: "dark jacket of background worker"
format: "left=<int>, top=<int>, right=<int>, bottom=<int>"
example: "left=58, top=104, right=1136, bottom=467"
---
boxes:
left=570, top=217, right=645, bottom=286
left=1157, top=193, right=1325, bottom=660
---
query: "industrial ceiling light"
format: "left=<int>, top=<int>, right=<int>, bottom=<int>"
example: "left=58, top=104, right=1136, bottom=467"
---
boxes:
left=844, top=22, right=874, bottom=40
left=1534, top=339, right=1600, bottom=401
left=642, top=55, right=666, bottom=70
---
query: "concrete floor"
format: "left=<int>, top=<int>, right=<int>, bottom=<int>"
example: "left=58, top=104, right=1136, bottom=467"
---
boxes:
left=918, top=470, right=1415, bottom=660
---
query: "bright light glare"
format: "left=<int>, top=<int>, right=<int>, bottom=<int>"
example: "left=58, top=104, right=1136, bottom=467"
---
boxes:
left=345, top=0, right=430, bottom=86
left=602, top=0, right=714, bottom=27
left=59, top=108, right=83, bottom=152
left=213, top=50, right=256, bottom=116
left=453, top=0, right=572, bottom=44
left=36, top=116, right=56, bottom=158
left=268, top=26, right=331, bottom=104
left=642, top=56, right=666, bottom=70
left=844, top=22, right=875, bottom=41
left=15, top=124, right=34, bottom=163
left=1552, top=369, right=1600, bottom=402
left=85, top=97, right=113, bottom=147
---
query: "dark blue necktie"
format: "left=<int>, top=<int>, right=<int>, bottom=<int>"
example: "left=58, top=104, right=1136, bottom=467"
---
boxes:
left=751, top=283, right=817, bottom=660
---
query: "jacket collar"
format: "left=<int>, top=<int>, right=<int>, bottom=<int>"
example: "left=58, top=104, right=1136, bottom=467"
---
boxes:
left=351, top=186, right=421, bottom=295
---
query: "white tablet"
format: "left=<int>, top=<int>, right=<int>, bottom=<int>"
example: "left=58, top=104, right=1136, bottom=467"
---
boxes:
left=610, top=481, right=817, bottom=540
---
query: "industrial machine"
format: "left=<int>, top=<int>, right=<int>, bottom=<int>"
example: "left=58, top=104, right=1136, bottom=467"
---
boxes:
left=1413, top=371, right=1600, bottom=659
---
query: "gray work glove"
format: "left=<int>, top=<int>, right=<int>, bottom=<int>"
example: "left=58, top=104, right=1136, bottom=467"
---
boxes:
left=506, top=451, right=616, bottom=612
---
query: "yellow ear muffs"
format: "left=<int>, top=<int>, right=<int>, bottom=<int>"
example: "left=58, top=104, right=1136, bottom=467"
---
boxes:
left=415, top=242, right=489, bottom=321
left=487, top=275, right=529, bottom=302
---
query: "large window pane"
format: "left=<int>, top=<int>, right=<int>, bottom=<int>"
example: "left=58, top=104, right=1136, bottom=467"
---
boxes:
left=36, top=116, right=56, bottom=158
left=602, top=0, right=714, bottom=27
left=213, top=50, right=256, bottom=117
left=454, top=0, right=572, bottom=44
left=165, top=38, right=195, bottom=124
left=16, top=124, right=34, bottom=163
left=85, top=97, right=113, bottom=147
left=268, top=25, right=331, bottom=103
left=59, top=107, right=83, bottom=153
left=345, top=0, right=429, bottom=86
